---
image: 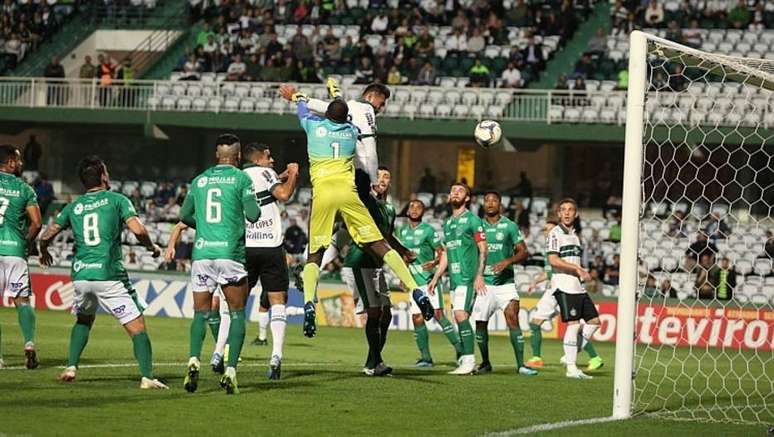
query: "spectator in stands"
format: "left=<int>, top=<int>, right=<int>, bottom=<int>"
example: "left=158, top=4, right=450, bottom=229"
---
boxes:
left=175, top=185, right=187, bottom=206
left=292, top=31, right=314, bottom=63
left=371, top=11, right=389, bottom=34
left=521, top=35, right=544, bottom=76
left=501, top=62, right=522, bottom=88
left=116, top=58, right=135, bottom=107
left=22, top=135, right=41, bottom=172
left=468, top=58, right=490, bottom=87
left=703, top=212, right=731, bottom=241
left=373, top=56, right=389, bottom=83
left=660, top=278, right=677, bottom=298
left=605, top=255, right=620, bottom=286
left=162, top=197, right=180, bottom=222
left=685, top=232, right=717, bottom=272
left=695, top=252, right=717, bottom=300
left=415, top=28, right=435, bottom=58
left=244, top=53, right=261, bottom=81
left=33, top=173, right=54, bottom=215
left=762, top=230, right=774, bottom=259
left=667, top=210, right=688, bottom=238
left=181, top=54, right=202, bottom=80
left=386, top=65, right=402, bottom=85
left=608, top=213, right=622, bottom=242
left=571, top=77, right=587, bottom=106
left=44, top=56, right=65, bottom=105
left=467, top=27, right=486, bottom=54
left=415, top=61, right=437, bottom=86
left=573, top=54, right=594, bottom=79
left=749, top=2, right=765, bottom=31
left=610, top=0, right=629, bottom=35
left=434, top=194, right=451, bottom=219
left=226, top=53, right=246, bottom=80
left=266, top=33, right=283, bottom=59
left=79, top=55, right=96, bottom=79
left=284, top=218, right=308, bottom=255
left=590, top=254, right=606, bottom=279
left=644, top=0, right=664, bottom=27
left=603, top=191, right=622, bottom=218
left=354, top=56, right=374, bottom=84
left=202, top=35, right=218, bottom=71
left=682, top=19, right=703, bottom=48
left=507, top=0, right=529, bottom=27
left=445, top=28, right=467, bottom=57
left=196, top=22, right=215, bottom=48
left=665, top=20, right=682, bottom=43
left=712, top=257, right=735, bottom=300
left=586, top=27, right=607, bottom=58
left=668, top=65, right=687, bottom=92
left=617, top=68, right=629, bottom=90
left=728, top=0, right=750, bottom=29
left=130, top=188, right=143, bottom=212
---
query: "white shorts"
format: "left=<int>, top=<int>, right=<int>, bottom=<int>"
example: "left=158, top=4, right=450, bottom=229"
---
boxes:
left=0, top=255, right=30, bottom=298
left=191, top=259, right=248, bottom=293
left=72, top=280, right=147, bottom=326
left=341, top=267, right=390, bottom=313
left=451, top=285, right=476, bottom=314
left=532, top=289, right=559, bottom=321
left=472, top=283, right=520, bottom=322
left=409, top=284, right=445, bottom=315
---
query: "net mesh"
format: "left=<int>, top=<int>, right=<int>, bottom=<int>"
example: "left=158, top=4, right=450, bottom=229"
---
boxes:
left=633, top=34, right=774, bottom=424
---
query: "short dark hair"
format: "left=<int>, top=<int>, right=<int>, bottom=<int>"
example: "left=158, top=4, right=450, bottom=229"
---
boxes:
left=409, top=199, right=425, bottom=209
left=243, top=142, right=270, bottom=160
left=325, top=100, right=349, bottom=123
left=0, top=144, right=19, bottom=164
left=377, top=165, right=390, bottom=172
left=215, top=133, right=240, bottom=148
left=363, top=83, right=391, bottom=100
left=483, top=190, right=501, bottom=201
left=78, top=155, right=106, bottom=190
left=557, top=198, right=578, bottom=209
left=451, top=181, right=471, bottom=197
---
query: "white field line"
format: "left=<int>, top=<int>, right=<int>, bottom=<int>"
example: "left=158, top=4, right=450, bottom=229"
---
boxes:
left=484, top=416, right=624, bottom=436
left=1, top=361, right=526, bottom=371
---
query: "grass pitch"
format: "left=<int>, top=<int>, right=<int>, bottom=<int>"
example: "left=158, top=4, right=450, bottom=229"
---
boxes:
left=0, top=308, right=767, bottom=436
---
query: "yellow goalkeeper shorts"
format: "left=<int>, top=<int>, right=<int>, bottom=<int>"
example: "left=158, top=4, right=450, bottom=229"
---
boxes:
left=308, top=178, right=383, bottom=254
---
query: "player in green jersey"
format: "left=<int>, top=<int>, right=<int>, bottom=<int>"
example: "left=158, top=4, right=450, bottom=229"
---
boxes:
left=0, top=145, right=42, bottom=370
left=179, top=134, right=261, bottom=394
left=471, top=192, right=537, bottom=376
left=428, top=183, right=488, bottom=375
left=39, top=156, right=167, bottom=389
left=526, top=216, right=603, bottom=371
left=341, top=167, right=404, bottom=376
left=396, top=199, right=463, bottom=367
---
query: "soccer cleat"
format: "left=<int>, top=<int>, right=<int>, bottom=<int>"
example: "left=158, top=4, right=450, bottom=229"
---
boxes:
left=587, top=356, right=604, bottom=371
left=210, top=352, right=225, bottom=374
left=252, top=336, right=268, bottom=346
left=24, top=344, right=39, bottom=369
left=526, top=357, right=544, bottom=368
left=140, top=377, right=169, bottom=389
left=59, top=366, right=77, bottom=382
left=477, top=362, right=493, bottom=373
left=559, top=355, right=567, bottom=365
left=326, top=77, right=342, bottom=99
left=267, top=355, right=282, bottom=380
left=373, top=362, right=393, bottom=377
left=362, top=367, right=375, bottom=376
left=415, top=358, right=434, bottom=368
left=566, top=368, right=593, bottom=379
left=220, top=367, right=239, bottom=394
left=303, top=301, right=317, bottom=338
left=184, top=358, right=200, bottom=393
left=518, top=366, right=538, bottom=376
left=449, top=355, right=476, bottom=375
left=412, top=289, right=434, bottom=321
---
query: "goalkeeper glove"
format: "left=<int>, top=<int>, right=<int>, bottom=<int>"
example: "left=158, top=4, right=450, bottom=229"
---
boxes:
left=291, top=92, right=309, bottom=103
left=326, top=77, right=342, bottom=100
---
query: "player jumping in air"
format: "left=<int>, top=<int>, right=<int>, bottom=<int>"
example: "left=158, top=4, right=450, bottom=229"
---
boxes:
left=526, top=217, right=603, bottom=371
left=396, top=199, right=463, bottom=367
left=471, top=191, right=537, bottom=376
left=0, top=145, right=42, bottom=370
left=39, top=156, right=167, bottom=389
left=547, top=198, right=600, bottom=379
left=428, top=183, right=488, bottom=375
left=279, top=85, right=433, bottom=339
left=241, top=143, right=299, bottom=380
left=180, top=134, right=260, bottom=394
left=341, top=166, right=400, bottom=376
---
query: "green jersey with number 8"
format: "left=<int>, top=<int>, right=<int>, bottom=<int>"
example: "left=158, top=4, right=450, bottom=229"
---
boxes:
left=0, top=171, right=38, bottom=257
left=54, top=190, right=136, bottom=282
left=181, top=164, right=256, bottom=264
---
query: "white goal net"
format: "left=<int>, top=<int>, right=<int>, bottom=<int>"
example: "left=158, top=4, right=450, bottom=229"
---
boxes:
left=615, top=31, right=773, bottom=425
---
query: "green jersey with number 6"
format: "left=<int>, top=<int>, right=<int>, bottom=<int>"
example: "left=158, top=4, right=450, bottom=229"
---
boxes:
left=54, top=190, right=136, bottom=282
left=182, top=164, right=256, bottom=264
left=0, top=171, right=38, bottom=257
left=442, top=210, right=484, bottom=289
left=397, top=222, right=441, bottom=285
left=483, top=216, right=523, bottom=286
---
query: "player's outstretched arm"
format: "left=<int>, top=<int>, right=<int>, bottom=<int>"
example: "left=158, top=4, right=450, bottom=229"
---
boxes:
left=165, top=221, right=188, bottom=263
left=38, top=223, right=62, bottom=267
left=126, top=217, right=161, bottom=257
left=25, top=204, right=42, bottom=245
left=528, top=271, right=548, bottom=294
left=547, top=254, right=591, bottom=281
left=271, top=163, right=299, bottom=202
left=179, top=193, right=196, bottom=228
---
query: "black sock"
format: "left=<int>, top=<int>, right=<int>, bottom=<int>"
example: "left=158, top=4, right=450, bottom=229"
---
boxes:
left=365, top=317, right=381, bottom=369
left=379, top=309, right=391, bottom=354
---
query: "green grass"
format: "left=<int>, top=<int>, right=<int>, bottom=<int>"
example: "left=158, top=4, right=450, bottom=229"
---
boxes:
left=0, top=308, right=768, bottom=436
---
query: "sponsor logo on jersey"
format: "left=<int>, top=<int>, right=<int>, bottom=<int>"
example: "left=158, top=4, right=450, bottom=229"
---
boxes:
left=113, top=305, right=126, bottom=316
left=195, top=274, right=209, bottom=286
left=0, top=187, right=21, bottom=197
left=73, top=260, right=103, bottom=272
left=0, top=239, right=19, bottom=246
left=497, top=223, right=508, bottom=229
left=74, top=204, right=84, bottom=215
left=315, top=126, right=328, bottom=137
left=74, top=198, right=109, bottom=215
left=197, top=177, right=208, bottom=187
left=194, top=239, right=229, bottom=249
left=10, top=282, right=23, bottom=291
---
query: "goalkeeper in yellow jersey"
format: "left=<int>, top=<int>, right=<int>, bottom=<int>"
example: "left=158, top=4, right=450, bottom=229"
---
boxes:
left=278, top=84, right=434, bottom=338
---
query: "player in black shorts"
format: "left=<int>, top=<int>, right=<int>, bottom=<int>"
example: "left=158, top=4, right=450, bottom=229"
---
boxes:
left=241, top=143, right=299, bottom=380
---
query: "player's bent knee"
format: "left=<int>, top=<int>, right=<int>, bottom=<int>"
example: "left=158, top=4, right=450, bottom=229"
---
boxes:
left=412, top=313, right=425, bottom=326
left=433, top=309, right=445, bottom=321
left=267, top=291, right=287, bottom=305
left=123, top=315, right=146, bottom=336
left=586, top=317, right=601, bottom=325
left=453, top=310, right=469, bottom=323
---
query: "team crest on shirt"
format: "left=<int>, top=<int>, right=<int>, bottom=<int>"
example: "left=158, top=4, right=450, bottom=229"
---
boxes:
left=315, top=126, right=328, bottom=137
left=496, top=232, right=504, bottom=241
left=570, top=308, right=577, bottom=317
left=73, top=204, right=84, bottom=215
left=197, top=177, right=208, bottom=188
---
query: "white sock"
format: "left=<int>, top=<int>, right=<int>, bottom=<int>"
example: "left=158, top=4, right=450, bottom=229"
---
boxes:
left=257, top=310, right=270, bottom=340
left=320, top=244, right=339, bottom=270
left=270, top=304, right=287, bottom=359
left=563, top=323, right=581, bottom=371
left=215, top=297, right=230, bottom=355
left=580, top=324, right=599, bottom=349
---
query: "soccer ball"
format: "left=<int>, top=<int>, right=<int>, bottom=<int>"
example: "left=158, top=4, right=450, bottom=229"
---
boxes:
left=474, top=120, right=502, bottom=149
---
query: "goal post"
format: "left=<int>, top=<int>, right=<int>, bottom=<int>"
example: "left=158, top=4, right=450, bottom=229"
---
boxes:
left=614, top=30, right=774, bottom=424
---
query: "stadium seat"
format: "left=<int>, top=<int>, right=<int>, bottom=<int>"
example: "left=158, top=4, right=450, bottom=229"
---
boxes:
left=162, top=97, right=176, bottom=110
left=419, top=103, right=435, bottom=117
left=224, top=98, right=239, bottom=112
left=239, top=99, right=254, bottom=112
left=753, top=259, right=772, bottom=276
left=172, top=84, right=186, bottom=97
left=255, top=99, right=271, bottom=113
left=177, top=98, right=192, bottom=111
left=452, top=104, right=469, bottom=118
left=470, top=105, right=485, bottom=119
left=207, top=98, right=222, bottom=112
